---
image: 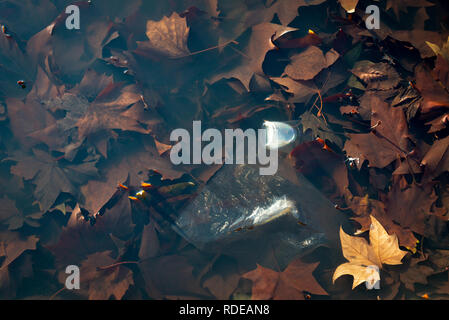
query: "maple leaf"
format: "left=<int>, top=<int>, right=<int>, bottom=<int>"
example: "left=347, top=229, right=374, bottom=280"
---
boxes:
left=0, top=231, right=39, bottom=271
left=285, top=46, right=339, bottom=81
left=137, top=12, right=190, bottom=58
left=421, top=136, right=449, bottom=179
left=80, top=137, right=185, bottom=215
left=349, top=195, right=419, bottom=250
left=29, top=93, right=90, bottom=150
left=216, top=0, right=325, bottom=43
left=269, top=77, right=316, bottom=104
left=209, top=23, right=296, bottom=90
left=27, top=4, right=118, bottom=79
left=47, top=204, right=116, bottom=269
left=333, top=215, right=407, bottom=289
left=0, top=196, right=43, bottom=230
left=75, top=82, right=150, bottom=144
left=344, top=94, right=415, bottom=169
left=203, top=257, right=241, bottom=300
left=242, top=258, right=327, bottom=300
left=399, top=257, right=434, bottom=291
left=6, top=66, right=65, bottom=149
left=29, top=70, right=163, bottom=157
left=389, top=30, right=447, bottom=59
left=139, top=254, right=212, bottom=299
left=300, top=111, right=344, bottom=148
left=383, top=176, right=437, bottom=238
left=10, top=149, right=98, bottom=212
left=78, top=251, right=134, bottom=300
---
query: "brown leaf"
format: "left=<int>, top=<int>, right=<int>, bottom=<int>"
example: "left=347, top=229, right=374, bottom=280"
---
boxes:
left=202, top=257, right=241, bottom=300
left=139, top=254, right=211, bottom=299
left=0, top=196, right=43, bottom=230
left=47, top=204, right=116, bottom=269
left=269, top=77, right=316, bottom=104
left=6, top=67, right=59, bottom=148
left=344, top=94, right=414, bottom=169
left=27, top=5, right=118, bottom=78
left=0, top=231, right=39, bottom=271
left=209, top=23, right=296, bottom=90
left=300, top=111, right=344, bottom=148
left=79, top=251, right=133, bottom=300
left=10, top=149, right=98, bottom=212
left=384, top=176, right=437, bottom=237
left=81, top=138, right=185, bottom=215
left=243, top=259, right=327, bottom=300
left=137, top=12, right=190, bottom=58
left=399, top=258, right=434, bottom=291
left=76, top=82, right=149, bottom=141
left=421, top=135, right=449, bottom=178
left=415, top=63, right=449, bottom=115
left=349, top=195, right=419, bottom=249
left=285, top=47, right=339, bottom=81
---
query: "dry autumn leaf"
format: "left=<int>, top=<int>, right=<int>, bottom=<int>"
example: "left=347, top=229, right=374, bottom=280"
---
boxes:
left=209, top=23, right=296, bottom=90
left=138, top=12, right=190, bottom=58
left=285, top=47, right=339, bottom=81
left=333, top=215, right=407, bottom=289
left=243, top=258, right=327, bottom=300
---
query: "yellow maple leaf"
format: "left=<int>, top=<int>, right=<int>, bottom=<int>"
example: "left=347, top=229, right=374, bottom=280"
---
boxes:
left=333, top=215, right=408, bottom=289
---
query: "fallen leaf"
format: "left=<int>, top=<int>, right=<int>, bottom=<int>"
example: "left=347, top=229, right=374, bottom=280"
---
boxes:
left=10, top=149, right=98, bottom=212
left=209, top=23, right=296, bottom=90
left=285, top=47, right=339, bottom=81
left=243, top=258, right=327, bottom=300
left=333, top=215, right=407, bottom=289
left=344, top=94, right=414, bottom=169
left=79, top=251, right=134, bottom=300
left=137, top=12, right=190, bottom=58
left=349, top=195, right=419, bottom=250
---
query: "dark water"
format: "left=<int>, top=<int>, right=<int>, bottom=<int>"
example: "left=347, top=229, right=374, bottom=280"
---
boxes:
left=0, top=0, right=447, bottom=301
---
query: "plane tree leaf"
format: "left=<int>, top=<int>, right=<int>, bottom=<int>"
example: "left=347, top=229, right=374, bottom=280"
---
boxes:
left=333, top=216, right=407, bottom=289
left=9, top=149, right=98, bottom=212
left=243, top=258, right=327, bottom=300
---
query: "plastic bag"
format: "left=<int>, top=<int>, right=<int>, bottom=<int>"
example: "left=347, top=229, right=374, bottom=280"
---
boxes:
left=174, top=164, right=341, bottom=258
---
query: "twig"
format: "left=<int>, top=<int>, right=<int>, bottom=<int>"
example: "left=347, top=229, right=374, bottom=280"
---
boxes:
left=49, top=287, right=66, bottom=300
left=96, top=261, right=139, bottom=271
left=171, top=40, right=239, bottom=59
